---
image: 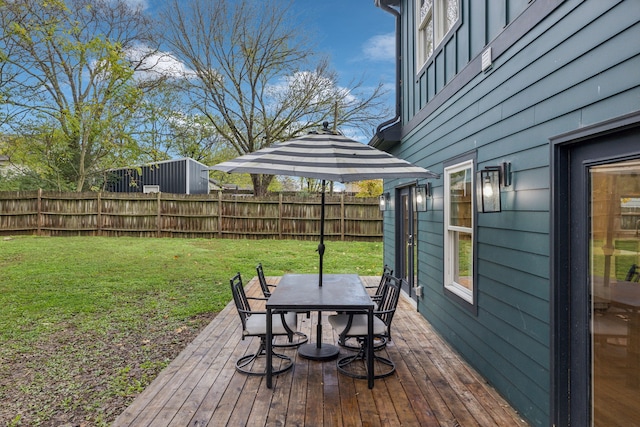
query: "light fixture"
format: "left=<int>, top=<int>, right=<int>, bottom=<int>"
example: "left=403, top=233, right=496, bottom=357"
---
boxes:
left=379, top=192, right=390, bottom=211
left=414, top=183, right=430, bottom=212
left=477, top=162, right=511, bottom=213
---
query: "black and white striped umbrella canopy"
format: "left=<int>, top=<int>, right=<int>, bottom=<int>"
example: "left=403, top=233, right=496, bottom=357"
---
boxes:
left=209, top=126, right=438, bottom=182
left=210, top=124, right=438, bottom=293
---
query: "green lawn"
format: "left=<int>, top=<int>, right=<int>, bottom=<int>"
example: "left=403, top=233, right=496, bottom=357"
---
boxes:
left=591, top=239, right=640, bottom=280
left=0, top=236, right=382, bottom=426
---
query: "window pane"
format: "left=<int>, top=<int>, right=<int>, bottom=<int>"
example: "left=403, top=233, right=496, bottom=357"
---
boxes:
left=590, top=160, right=640, bottom=425
left=417, top=0, right=434, bottom=64
left=454, top=231, right=473, bottom=290
left=443, top=0, right=459, bottom=34
left=449, top=167, right=472, bottom=228
left=420, top=0, right=433, bottom=22
left=425, top=19, right=434, bottom=58
left=445, top=159, right=474, bottom=303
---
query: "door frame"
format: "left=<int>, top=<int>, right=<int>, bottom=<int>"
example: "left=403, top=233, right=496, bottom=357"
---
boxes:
left=551, top=111, right=640, bottom=426
left=395, top=184, right=418, bottom=299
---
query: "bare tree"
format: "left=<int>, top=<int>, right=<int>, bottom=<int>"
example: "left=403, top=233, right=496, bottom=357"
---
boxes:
left=0, top=0, right=164, bottom=191
left=162, top=0, right=389, bottom=196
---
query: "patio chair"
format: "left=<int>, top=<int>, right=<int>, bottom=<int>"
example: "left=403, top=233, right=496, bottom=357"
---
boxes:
left=230, top=273, right=296, bottom=376
left=328, top=275, right=403, bottom=380
left=256, top=263, right=309, bottom=348
left=625, top=264, right=640, bottom=282
left=366, top=265, right=394, bottom=303
left=339, top=269, right=393, bottom=350
left=256, top=263, right=277, bottom=297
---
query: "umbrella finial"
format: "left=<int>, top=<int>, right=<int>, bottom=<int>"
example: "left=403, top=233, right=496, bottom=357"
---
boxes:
left=312, top=121, right=339, bottom=135
left=316, top=121, right=340, bottom=135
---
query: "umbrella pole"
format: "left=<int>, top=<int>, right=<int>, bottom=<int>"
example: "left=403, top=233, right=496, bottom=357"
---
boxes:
left=298, top=179, right=339, bottom=360
left=317, top=180, right=325, bottom=348
left=318, top=180, right=326, bottom=287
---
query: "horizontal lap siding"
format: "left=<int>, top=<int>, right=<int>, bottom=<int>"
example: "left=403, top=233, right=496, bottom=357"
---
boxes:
left=390, top=0, right=640, bottom=425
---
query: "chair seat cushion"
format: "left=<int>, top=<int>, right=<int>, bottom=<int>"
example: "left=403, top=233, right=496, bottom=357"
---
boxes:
left=328, top=313, right=387, bottom=337
left=245, top=312, right=298, bottom=336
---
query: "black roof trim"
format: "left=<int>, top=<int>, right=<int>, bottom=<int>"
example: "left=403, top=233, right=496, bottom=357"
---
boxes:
left=368, top=121, right=401, bottom=151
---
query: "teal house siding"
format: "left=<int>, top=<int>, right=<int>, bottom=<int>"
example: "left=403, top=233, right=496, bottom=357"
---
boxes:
left=374, top=0, right=640, bottom=425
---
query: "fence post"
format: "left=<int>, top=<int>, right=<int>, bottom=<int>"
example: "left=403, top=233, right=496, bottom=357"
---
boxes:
left=217, top=191, right=222, bottom=238
left=341, top=193, right=345, bottom=241
left=37, top=188, right=42, bottom=236
left=97, top=192, right=102, bottom=236
left=157, top=192, right=161, bottom=237
left=279, top=193, right=283, bottom=240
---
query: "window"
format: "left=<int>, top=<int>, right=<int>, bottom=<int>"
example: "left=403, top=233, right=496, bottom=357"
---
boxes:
left=444, top=160, right=474, bottom=303
left=416, top=0, right=459, bottom=69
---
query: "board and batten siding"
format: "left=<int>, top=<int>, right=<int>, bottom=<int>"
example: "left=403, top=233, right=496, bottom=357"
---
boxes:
left=403, top=0, right=535, bottom=123
left=381, top=0, right=640, bottom=426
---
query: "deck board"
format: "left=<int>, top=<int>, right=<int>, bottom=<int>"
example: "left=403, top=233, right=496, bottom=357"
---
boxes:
left=113, top=276, right=529, bottom=427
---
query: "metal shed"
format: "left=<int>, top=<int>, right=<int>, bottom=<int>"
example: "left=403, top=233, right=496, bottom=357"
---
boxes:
left=105, top=158, right=210, bottom=195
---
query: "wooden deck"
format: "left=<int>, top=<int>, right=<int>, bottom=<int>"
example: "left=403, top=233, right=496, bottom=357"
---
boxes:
left=113, top=276, right=529, bottom=427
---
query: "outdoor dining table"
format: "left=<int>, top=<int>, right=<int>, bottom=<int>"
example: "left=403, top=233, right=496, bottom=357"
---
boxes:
left=265, top=274, right=376, bottom=389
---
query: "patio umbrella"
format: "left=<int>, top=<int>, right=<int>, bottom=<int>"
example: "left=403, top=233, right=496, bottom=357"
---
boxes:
left=210, top=122, right=439, bottom=286
left=211, top=122, right=438, bottom=360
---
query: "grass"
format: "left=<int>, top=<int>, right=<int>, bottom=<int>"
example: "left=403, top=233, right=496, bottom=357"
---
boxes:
left=0, top=235, right=382, bottom=426
left=591, top=239, right=640, bottom=280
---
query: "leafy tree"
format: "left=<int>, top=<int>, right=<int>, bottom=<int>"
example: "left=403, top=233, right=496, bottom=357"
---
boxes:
left=0, top=0, right=163, bottom=191
left=161, top=0, right=390, bottom=196
left=131, top=80, right=227, bottom=165
left=128, top=80, right=182, bottom=164
left=354, top=179, right=383, bottom=197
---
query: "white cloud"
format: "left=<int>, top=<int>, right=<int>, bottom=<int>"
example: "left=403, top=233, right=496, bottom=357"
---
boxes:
left=362, top=32, right=395, bottom=62
left=267, top=71, right=357, bottom=106
left=125, top=45, right=197, bottom=80
left=120, top=0, right=149, bottom=10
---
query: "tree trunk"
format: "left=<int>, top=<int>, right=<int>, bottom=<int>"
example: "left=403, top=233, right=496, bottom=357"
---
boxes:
left=251, top=174, right=275, bottom=196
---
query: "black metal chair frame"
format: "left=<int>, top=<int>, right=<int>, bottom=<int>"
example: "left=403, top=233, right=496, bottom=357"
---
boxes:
left=256, top=263, right=309, bottom=348
left=256, top=263, right=276, bottom=297
left=366, top=265, right=394, bottom=303
left=625, top=263, right=640, bottom=282
left=339, top=266, right=393, bottom=351
left=329, top=275, right=403, bottom=380
left=230, top=273, right=295, bottom=376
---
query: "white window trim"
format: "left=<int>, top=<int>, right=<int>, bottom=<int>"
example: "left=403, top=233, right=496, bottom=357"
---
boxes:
left=416, top=0, right=460, bottom=71
left=416, top=0, right=433, bottom=67
left=444, top=160, right=474, bottom=303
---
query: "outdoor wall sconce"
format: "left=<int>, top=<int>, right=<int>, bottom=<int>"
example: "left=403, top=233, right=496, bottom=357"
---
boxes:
left=477, top=162, right=511, bottom=213
left=379, top=192, right=390, bottom=211
left=414, top=183, right=430, bottom=212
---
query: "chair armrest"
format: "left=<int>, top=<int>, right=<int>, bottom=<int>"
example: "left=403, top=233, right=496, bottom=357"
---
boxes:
left=373, top=308, right=395, bottom=316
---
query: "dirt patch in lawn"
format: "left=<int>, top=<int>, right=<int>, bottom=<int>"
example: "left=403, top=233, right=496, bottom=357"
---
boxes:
left=0, top=313, right=215, bottom=427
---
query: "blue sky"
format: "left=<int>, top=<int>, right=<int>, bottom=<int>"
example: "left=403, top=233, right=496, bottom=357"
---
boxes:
left=135, top=0, right=397, bottom=141
left=287, top=1, right=397, bottom=139
left=289, top=1, right=396, bottom=92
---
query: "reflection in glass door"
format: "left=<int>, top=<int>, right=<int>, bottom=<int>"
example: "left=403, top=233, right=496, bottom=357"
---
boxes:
left=590, top=160, right=640, bottom=426
left=398, top=187, right=417, bottom=298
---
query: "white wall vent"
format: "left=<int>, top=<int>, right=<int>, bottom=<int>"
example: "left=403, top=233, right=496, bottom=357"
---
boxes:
left=482, top=47, right=492, bottom=72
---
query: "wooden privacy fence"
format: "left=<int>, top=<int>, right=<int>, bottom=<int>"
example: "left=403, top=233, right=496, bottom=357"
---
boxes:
left=0, top=190, right=382, bottom=241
